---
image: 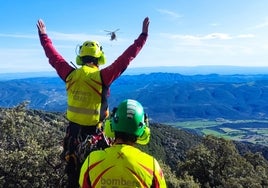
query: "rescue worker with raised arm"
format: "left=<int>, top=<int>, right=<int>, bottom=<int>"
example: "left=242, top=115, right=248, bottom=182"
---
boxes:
left=79, top=99, right=167, bottom=188
left=37, top=17, right=149, bottom=188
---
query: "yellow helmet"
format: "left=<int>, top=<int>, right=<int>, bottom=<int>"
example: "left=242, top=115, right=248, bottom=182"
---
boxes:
left=76, top=41, right=106, bottom=65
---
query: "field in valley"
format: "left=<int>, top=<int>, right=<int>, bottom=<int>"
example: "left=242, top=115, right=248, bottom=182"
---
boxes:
left=168, top=119, right=268, bottom=146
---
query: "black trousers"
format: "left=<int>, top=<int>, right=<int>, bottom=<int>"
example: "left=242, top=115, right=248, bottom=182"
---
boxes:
left=63, top=122, right=97, bottom=188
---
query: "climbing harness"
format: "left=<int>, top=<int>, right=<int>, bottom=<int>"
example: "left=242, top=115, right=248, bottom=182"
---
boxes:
left=62, top=122, right=111, bottom=188
left=76, top=129, right=110, bottom=164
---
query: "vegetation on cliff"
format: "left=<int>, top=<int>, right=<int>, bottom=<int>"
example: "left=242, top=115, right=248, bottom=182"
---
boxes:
left=0, top=102, right=267, bottom=187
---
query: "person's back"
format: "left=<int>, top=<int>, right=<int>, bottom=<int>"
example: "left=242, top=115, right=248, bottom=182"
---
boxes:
left=82, top=144, right=164, bottom=187
left=79, top=99, right=167, bottom=188
left=66, top=64, right=104, bottom=126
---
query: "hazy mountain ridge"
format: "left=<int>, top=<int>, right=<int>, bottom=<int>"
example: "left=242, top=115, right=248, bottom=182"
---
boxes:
left=0, top=77, right=66, bottom=111
left=109, top=73, right=268, bottom=122
left=2, top=73, right=268, bottom=122
left=123, top=66, right=268, bottom=75
left=2, top=65, right=268, bottom=80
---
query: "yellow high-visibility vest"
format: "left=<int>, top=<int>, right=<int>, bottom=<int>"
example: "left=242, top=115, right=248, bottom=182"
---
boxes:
left=66, top=65, right=102, bottom=126
left=79, top=144, right=167, bottom=188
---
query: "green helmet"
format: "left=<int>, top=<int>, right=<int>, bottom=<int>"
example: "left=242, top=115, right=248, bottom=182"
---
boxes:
left=76, top=41, right=106, bottom=65
left=111, top=99, right=147, bottom=137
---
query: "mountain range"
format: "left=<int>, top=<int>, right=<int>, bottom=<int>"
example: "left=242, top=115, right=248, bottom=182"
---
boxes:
left=3, top=66, right=268, bottom=79
left=1, top=71, right=268, bottom=123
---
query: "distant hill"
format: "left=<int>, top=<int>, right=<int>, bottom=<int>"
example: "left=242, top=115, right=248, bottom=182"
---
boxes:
left=110, top=73, right=268, bottom=122
left=0, top=77, right=66, bottom=111
left=2, top=72, right=268, bottom=122
left=2, top=65, right=268, bottom=80
left=124, top=66, right=268, bottom=75
left=0, top=71, right=57, bottom=81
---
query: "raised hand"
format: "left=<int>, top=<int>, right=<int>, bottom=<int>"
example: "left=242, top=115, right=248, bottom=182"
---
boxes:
left=142, top=17, right=150, bottom=35
left=37, top=19, right=47, bottom=35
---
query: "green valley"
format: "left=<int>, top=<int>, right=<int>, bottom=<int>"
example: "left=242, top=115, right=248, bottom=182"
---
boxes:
left=168, top=119, right=268, bottom=146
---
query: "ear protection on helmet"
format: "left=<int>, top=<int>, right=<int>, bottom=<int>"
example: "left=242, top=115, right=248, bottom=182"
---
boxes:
left=104, top=108, right=117, bottom=138
left=98, top=52, right=106, bottom=65
left=136, top=113, right=150, bottom=145
left=76, top=56, right=83, bottom=66
left=136, top=126, right=150, bottom=145
left=104, top=119, right=115, bottom=138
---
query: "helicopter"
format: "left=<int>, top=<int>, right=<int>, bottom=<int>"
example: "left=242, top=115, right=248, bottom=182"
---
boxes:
left=104, top=29, right=120, bottom=41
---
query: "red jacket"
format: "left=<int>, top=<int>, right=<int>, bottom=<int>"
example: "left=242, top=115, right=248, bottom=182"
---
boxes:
left=39, top=33, right=148, bottom=86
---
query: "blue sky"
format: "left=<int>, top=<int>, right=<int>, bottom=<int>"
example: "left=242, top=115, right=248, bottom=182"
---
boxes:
left=1, top=0, right=268, bottom=73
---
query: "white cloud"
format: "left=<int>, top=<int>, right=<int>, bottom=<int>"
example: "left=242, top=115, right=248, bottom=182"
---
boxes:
left=210, top=23, right=221, bottom=27
left=250, top=18, right=268, bottom=29
left=0, top=31, right=111, bottom=44
left=161, top=32, right=255, bottom=41
left=0, top=33, right=36, bottom=39
left=49, top=32, right=107, bottom=42
left=237, top=34, right=255, bottom=38
left=156, top=9, right=182, bottom=19
left=149, top=31, right=260, bottom=61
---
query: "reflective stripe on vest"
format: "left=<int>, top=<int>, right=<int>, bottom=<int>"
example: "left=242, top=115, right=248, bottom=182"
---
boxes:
left=66, top=65, right=102, bottom=126
left=68, top=105, right=99, bottom=115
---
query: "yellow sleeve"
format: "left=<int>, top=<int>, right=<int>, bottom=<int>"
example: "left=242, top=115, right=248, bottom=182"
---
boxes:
left=79, top=156, right=91, bottom=188
left=153, top=159, right=167, bottom=188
